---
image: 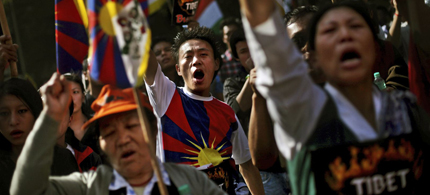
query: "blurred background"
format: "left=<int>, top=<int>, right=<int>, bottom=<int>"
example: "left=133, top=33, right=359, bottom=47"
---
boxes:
left=1, top=0, right=391, bottom=87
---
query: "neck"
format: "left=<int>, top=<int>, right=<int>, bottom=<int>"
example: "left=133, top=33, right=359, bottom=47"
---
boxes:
left=71, top=111, right=87, bottom=140
left=72, top=110, right=86, bottom=123
left=11, top=145, right=23, bottom=163
left=185, top=85, right=211, bottom=97
left=332, top=81, right=377, bottom=130
left=126, top=168, right=154, bottom=187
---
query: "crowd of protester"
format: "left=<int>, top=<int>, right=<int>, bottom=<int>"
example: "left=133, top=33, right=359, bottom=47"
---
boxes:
left=1, top=0, right=429, bottom=194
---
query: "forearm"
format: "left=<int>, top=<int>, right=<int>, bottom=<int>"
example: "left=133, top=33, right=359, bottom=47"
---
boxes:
left=388, top=14, right=402, bottom=49
left=248, top=93, right=277, bottom=170
left=239, top=0, right=276, bottom=28
left=143, top=50, right=159, bottom=85
left=239, top=160, right=265, bottom=195
left=235, top=79, right=253, bottom=112
left=11, top=111, right=59, bottom=195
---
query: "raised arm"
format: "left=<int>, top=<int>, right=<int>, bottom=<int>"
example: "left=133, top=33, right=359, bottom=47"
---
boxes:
left=239, top=0, right=327, bottom=159
left=387, top=0, right=402, bottom=49
left=11, top=74, right=86, bottom=195
left=238, top=0, right=276, bottom=28
left=248, top=91, right=278, bottom=170
left=143, top=50, right=160, bottom=85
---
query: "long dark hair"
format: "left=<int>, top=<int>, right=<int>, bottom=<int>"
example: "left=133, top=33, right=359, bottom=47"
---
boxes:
left=308, top=1, right=379, bottom=51
left=64, top=73, right=92, bottom=119
left=0, top=78, right=43, bottom=150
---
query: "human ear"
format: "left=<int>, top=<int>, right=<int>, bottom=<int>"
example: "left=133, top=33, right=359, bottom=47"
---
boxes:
left=215, top=58, right=220, bottom=71
left=176, top=64, right=182, bottom=76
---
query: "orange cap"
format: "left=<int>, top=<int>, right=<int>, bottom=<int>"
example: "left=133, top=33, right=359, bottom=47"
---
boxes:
left=82, top=85, right=153, bottom=130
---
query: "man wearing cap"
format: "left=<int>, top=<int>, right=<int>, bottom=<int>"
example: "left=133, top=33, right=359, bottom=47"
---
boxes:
left=10, top=73, right=225, bottom=195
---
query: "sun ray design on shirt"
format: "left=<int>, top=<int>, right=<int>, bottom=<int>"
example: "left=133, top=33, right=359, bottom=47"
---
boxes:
left=182, top=133, right=231, bottom=167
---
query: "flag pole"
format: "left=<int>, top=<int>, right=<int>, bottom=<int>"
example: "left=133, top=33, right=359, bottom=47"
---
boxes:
left=132, top=87, right=169, bottom=195
left=0, top=0, right=18, bottom=77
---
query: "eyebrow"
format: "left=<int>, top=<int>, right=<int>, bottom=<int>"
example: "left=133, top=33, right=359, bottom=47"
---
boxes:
left=183, top=48, right=210, bottom=55
left=324, top=17, right=360, bottom=26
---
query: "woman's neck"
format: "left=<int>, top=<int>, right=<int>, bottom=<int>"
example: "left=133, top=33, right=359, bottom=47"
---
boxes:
left=11, top=145, right=23, bottom=163
left=70, top=111, right=88, bottom=140
left=333, top=81, right=377, bottom=130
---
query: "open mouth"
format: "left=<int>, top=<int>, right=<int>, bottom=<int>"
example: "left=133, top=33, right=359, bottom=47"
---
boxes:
left=340, top=51, right=361, bottom=62
left=121, top=151, right=136, bottom=159
left=193, top=69, right=205, bottom=81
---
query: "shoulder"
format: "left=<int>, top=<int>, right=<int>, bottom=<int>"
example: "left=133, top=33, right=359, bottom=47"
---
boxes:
left=210, top=98, right=235, bottom=113
left=81, top=165, right=113, bottom=185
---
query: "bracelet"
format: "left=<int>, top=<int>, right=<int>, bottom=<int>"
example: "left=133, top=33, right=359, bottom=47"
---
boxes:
left=395, top=13, right=400, bottom=17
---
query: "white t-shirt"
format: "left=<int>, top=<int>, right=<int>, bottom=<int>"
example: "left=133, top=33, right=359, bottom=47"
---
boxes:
left=145, top=65, right=251, bottom=168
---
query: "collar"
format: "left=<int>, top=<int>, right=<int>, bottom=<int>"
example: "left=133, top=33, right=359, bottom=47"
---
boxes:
left=109, top=159, right=171, bottom=195
left=324, top=83, right=382, bottom=142
left=224, top=50, right=233, bottom=61
left=181, top=87, right=213, bottom=101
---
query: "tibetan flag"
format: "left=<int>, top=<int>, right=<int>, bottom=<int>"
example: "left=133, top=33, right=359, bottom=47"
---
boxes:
left=194, top=0, right=223, bottom=31
left=88, top=0, right=151, bottom=88
left=55, top=0, right=89, bottom=74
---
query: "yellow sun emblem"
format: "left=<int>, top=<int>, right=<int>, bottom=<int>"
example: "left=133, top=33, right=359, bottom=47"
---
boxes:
left=182, top=133, right=230, bottom=167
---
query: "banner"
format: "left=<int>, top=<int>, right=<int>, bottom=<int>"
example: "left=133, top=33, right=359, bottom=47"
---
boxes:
left=311, top=134, right=425, bottom=194
left=172, top=0, right=200, bottom=25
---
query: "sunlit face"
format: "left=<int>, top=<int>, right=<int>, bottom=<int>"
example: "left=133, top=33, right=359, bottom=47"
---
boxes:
left=99, top=111, right=152, bottom=179
left=287, top=13, right=313, bottom=53
left=176, top=39, right=219, bottom=97
left=70, top=82, right=84, bottom=113
left=235, top=41, right=251, bottom=72
left=315, top=7, right=375, bottom=86
left=0, top=95, right=35, bottom=147
left=223, top=25, right=238, bottom=49
left=153, top=41, right=175, bottom=71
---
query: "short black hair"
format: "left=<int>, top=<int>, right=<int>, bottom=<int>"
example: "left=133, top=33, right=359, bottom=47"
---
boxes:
left=219, top=17, right=242, bottom=31
left=151, top=36, right=174, bottom=50
left=308, top=1, right=378, bottom=51
left=172, top=27, right=222, bottom=81
left=229, top=28, right=246, bottom=59
left=284, top=6, right=318, bottom=26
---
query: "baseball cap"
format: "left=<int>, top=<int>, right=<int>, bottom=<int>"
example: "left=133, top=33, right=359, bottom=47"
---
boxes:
left=82, top=85, right=153, bottom=130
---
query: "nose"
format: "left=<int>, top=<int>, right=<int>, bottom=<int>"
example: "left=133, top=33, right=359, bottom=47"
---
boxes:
left=10, top=111, right=19, bottom=126
left=161, top=49, right=167, bottom=56
left=192, top=55, right=201, bottom=66
left=339, top=26, right=353, bottom=43
left=116, top=127, right=131, bottom=147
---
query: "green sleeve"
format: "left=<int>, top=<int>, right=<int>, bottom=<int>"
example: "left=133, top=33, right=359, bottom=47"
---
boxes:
left=10, top=111, right=88, bottom=195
